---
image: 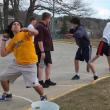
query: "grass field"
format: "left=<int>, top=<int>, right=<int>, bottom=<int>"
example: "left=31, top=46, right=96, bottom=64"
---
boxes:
left=54, top=76, right=110, bottom=110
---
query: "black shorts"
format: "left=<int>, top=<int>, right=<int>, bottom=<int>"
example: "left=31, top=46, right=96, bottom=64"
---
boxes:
left=96, top=41, right=110, bottom=56
left=75, top=46, right=92, bottom=63
left=37, top=51, right=52, bottom=65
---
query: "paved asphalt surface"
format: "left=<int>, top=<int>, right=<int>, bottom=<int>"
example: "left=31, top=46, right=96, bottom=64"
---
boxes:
left=0, top=41, right=110, bottom=110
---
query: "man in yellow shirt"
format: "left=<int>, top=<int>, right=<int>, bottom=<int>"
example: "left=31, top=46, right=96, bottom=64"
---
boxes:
left=0, top=21, right=47, bottom=101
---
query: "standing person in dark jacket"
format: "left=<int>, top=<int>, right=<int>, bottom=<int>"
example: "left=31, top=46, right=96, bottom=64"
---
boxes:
left=34, top=12, right=56, bottom=88
left=69, top=17, right=98, bottom=80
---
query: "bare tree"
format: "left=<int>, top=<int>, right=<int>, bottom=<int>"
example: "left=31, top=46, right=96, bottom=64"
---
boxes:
left=10, top=0, right=20, bottom=20
left=30, top=0, right=93, bottom=16
left=25, top=0, right=37, bottom=26
left=32, top=0, right=93, bottom=37
left=3, top=0, right=10, bottom=29
left=9, top=0, right=93, bottom=25
left=0, top=11, right=3, bottom=31
left=47, top=0, right=93, bottom=16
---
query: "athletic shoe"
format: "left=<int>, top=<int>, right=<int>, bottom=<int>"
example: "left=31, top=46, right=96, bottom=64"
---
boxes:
left=45, top=79, right=56, bottom=86
left=71, top=74, right=80, bottom=80
left=39, top=80, right=49, bottom=88
left=0, top=93, right=12, bottom=101
left=40, top=95, right=47, bottom=101
left=94, top=75, right=98, bottom=80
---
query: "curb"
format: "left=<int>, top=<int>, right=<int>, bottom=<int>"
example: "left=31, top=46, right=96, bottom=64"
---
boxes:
left=27, top=75, right=110, bottom=110
left=49, top=75, right=110, bottom=101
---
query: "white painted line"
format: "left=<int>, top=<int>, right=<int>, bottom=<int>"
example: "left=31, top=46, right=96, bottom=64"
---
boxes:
left=0, top=92, right=33, bottom=103
left=49, top=75, right=110, bottom=101
left=56, top=85, right=73, bottom=86
left=27, top=75, right=110, bottom=110
left=13, top=95, right=33, bottom=103
left=91, top=75, right=110, bottom=84
left=49, top=84, right=86, bottom=101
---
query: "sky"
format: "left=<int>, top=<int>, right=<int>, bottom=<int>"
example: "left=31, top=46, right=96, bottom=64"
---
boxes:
left=86, top=0, right=110, bottom=19
left=0, top=0, right=110, bottom=19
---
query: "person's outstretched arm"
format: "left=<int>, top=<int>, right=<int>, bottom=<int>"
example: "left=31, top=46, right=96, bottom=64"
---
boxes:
left=21, top=28, right=39, bottom=36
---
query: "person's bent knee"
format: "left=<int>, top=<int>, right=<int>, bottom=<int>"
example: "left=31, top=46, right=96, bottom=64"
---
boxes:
left=33, top=84, right=42, bottom=88
left=88, top=62, right=92, bottom=67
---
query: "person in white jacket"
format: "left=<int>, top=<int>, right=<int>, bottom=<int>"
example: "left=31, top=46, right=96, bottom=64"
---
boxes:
left=27, top=17, right=37, bottom=41
left=28, top=17, right=37, bottom=29
left=89, top=22, right=110, bottom=76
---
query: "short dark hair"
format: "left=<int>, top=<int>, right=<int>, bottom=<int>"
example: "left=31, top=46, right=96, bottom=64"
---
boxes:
left=70, top=17, right=80, bottom=25
left=42, top=12, right=51, bottom=20
left=29, top=16, right=36, bottom=22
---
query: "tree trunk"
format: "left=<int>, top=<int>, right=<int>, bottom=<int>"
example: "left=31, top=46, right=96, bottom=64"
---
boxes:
left=3, top=0, right=9, bottom=29
left=25, top=0, right=36, bottom=26
left=0, top=11, right=3, bottom=32
left=10, top=0, right=20, bottom=20
left=25, top=7, right=34, bottom=26
left=13, top=0, right=20, bottom=20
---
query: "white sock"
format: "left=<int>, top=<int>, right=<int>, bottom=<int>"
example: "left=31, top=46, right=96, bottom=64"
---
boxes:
left=94, top=72, right=97, bottom=76
left=4, top=91, right=11, bottom=94
left=75, top=73, right=79, bottom=76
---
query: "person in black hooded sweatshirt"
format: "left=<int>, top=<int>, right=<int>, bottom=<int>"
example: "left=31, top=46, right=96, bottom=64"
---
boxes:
left=69, top=17, right=98, bottom=80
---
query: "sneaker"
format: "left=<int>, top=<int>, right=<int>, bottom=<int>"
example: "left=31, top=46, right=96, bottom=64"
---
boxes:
left=0, top=93, right=12, bottom=101
left=94, top=75, right=98, bottom=80
left=39, top=80, right=49, bottom=88
left=71, top=74, right=80, bottom=80
left=40, top=95, right=47, bottom=101
left=45, top=79, right=56, bottom=86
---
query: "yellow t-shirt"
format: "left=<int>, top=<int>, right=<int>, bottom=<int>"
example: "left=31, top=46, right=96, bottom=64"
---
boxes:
left=6, top=32, right=38, bottom=64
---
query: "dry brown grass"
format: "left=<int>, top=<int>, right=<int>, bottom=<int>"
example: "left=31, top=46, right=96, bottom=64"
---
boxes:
left=54, top=77, right=110, bottom=110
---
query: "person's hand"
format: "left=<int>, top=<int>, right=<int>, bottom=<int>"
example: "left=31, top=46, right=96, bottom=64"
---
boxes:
left=100, top=37, right=103, bottom=41
left=21, top=28, right=29, bottom=32
left=65, top=33, right=73, bottom=39
left=2, top=33, right=10, bottom=41
left=41, top=52, right=45, bottom=59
